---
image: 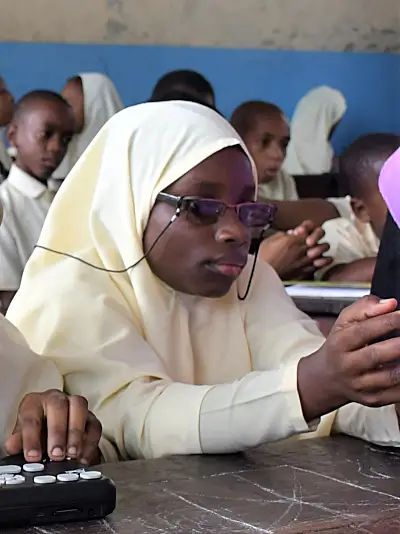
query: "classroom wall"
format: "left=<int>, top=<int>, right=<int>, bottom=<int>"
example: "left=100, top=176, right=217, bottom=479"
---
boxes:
left=1, top=0, right=399, bottom=153
left=1, top=0, right=399, bottom=52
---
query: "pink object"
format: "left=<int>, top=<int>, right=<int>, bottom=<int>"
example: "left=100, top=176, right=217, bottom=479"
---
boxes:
left=379, top=147, right=400, bottom=228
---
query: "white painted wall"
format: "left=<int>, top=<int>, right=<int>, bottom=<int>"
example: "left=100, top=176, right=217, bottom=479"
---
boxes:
left=2, top=0, right=399, bottom=51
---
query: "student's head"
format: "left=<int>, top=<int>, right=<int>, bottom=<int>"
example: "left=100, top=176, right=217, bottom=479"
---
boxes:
left=341, top=133, right=400, bottom=239
left=28, top=101, right=276, bottom=299
left=62, top=73, right=123, bottom=134
left=230, top=101, right=290, bottom=184
left=150, top=70, right=215, bottom=108
left=0, top=76, right=14, bottom=127
left=7, top=90, right=75, bottom=182
left=150, top=89, right=219, bottom=113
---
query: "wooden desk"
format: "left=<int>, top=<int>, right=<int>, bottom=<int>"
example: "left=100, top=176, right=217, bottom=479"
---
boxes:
left=12, top=436, right=400, bottom=533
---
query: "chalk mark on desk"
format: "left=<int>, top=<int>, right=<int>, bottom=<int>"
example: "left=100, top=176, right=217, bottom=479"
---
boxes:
left=366, top=444, right=400, bottom=457
left=351, top=458, right=394, bottom=480
left=234, top=473, right=356, bottom=523
left=163, top=488, right=273, bottom=533
left=291, top=466, right=400, bottom=501
left=100, top=519, right=118, bottom=533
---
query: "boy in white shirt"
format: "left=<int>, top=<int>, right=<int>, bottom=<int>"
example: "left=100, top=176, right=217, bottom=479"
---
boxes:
left=0, top=90, right=75, bottom=306
left=0, top=75, right=14, bottom=181
left=319, top=133, right=400, bottom=282
left=230, top=100, right=332, bottom=279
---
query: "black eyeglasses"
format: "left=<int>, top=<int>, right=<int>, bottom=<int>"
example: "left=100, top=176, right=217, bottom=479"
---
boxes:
left=157, top=192, right=277, bottom=229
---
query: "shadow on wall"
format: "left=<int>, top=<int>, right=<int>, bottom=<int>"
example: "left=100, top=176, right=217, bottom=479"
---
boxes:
left=0, top=42, right=399, bottom=153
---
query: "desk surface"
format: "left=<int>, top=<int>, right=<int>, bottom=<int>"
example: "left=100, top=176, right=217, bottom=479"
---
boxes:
left=14, top=436, right=400, bottom=533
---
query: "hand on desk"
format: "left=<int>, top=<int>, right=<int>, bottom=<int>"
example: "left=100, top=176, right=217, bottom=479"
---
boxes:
left=5, top=389, right=102, bottom=465
left=259, top=220, right=332, bottom=280
left=298, top=296, right=400, bottom=422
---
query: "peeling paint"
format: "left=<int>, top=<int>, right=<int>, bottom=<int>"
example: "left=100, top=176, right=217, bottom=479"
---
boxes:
left=0, top=0, right=398, bottom=52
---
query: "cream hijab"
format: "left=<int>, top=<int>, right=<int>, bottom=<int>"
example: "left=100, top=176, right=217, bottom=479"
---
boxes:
left=54, top=73, right=123, bottom=178
left=284, top=86, right=347, bottom=175
left=8, top=101, right=326, bottom=458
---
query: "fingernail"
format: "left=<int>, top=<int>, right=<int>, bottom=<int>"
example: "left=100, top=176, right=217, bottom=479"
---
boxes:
left=52, top=447, right=64, bottom=458
left=27, top=449, right=40, bottom=458
left=379, top=299, right=393, bottom=304
left=67, top=446, right=77, bottom=457
left=80, top=458, right=89, bottom=466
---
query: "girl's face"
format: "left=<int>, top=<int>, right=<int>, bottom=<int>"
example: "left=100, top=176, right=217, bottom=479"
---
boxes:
left=143, top=147, right=258, bottom=298
left=62, top=77, right=85, bottom=134
left=243, top=112, right=290, bottom=184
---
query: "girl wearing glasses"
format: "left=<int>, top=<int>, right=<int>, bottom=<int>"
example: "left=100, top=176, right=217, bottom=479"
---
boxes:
left=7, top=101, right=400, bottom=460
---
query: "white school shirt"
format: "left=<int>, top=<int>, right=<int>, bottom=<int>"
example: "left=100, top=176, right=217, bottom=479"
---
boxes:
left=316, top=216, right=379, bottom=280
left=0, top=165, right=54, bottom=290
left=258, top=169, right=299, bottom=202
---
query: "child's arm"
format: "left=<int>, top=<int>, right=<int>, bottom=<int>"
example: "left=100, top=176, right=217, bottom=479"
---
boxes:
left=323, top=258, right=377, bottom=283
left=264, top=198, right=340, bottom=230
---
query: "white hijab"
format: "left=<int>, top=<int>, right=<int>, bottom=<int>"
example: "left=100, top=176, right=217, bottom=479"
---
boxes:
left=284, top=86, right=347, bottom=175
left=54, top=73, right=123, bottom=178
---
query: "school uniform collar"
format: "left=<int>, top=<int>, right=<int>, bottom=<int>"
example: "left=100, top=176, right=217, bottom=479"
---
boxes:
left=7, top=164, right=48, bottom=199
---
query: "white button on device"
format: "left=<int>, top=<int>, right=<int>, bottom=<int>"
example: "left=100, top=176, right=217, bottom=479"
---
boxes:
left=57, top=473, right=79, bottom=482
left=6, top=475, right=25, bottom=485
left=23, top=463, right=45, bottom=473
left=0, top=474, right=15, bottom=481
left=34, top=475, right=56, bottom=485
left=80, top=470, right=102, bottom=480
left=0, top=465, right=21, bottom=475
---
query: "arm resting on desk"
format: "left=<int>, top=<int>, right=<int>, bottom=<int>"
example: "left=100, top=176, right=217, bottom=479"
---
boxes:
left=333, top=404, right=400, bottom=447
left=263, top=198, right=339, bottom=230
left=322, top=258, right=376, bottom=284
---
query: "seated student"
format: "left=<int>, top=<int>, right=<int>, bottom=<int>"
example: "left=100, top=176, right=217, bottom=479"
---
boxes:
left=54, top=72, right=123, bottom=180
left=319, top=133, right=400, bottom=282
left=8, top=101, right=400, bottom=461
left=231, top=101, right=332, bottom=279
left=150, top=69, right=216, bottom=108
left=230, top=100, right=347, bottom=224
left=0, top=75, right=14, bottom=181
left=0, top=90, right=75, bottom=305
left=284, top=86, right=347, bottom=176
left=231, top=101, right=298, bottom=202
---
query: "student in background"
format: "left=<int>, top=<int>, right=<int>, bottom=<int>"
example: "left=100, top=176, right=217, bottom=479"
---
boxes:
left=151, top=90, right=218, bottom=112
left=231, top=101, right=332, bottom=279
left=150, top=69, right=216, bottom=108
left=0, top=90, right=75, bottom=305
left=284, top=86, right=347, bottom=175
left=231, top=101, right=297, bottom=202
left=10, top=101, right=400, bottom=460
left=54, top=73, right=123, bottom=180
left=318, top=133, right=400, bottom=282
left=0, top=76, right=14, bottom=181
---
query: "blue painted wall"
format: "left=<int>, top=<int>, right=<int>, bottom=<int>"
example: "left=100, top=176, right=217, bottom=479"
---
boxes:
left=1, top=42, right=399, bottom=153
